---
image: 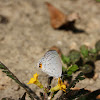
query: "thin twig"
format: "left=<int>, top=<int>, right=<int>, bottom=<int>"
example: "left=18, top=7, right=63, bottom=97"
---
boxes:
left=0, top=61, right=40, bottom=100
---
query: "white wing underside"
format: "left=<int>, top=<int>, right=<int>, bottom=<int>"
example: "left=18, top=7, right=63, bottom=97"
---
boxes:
left=38, top=50, right=62, bottom=78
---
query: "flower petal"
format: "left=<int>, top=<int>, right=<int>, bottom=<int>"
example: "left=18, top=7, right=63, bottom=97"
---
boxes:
left=27, top=78, right=35, bottom=84
left=33, top=73, right=39, bottom=80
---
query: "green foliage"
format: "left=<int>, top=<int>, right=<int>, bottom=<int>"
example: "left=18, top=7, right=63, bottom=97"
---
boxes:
left=88, top=49, right=97, bottom=61
left=61, top=54, right=71, bottom=65
left=67, top=64, right=79, bottom=76
left=0, top=62, right=20, bottom=84
left=66, top=72, right=85, bottom=92
left=80, top=64, right=93, bottom=74
left=62, top=40, right=100, bottom=75
left=69, top=50, right=81, bottom=64
left=62, top=66, right=67, bottom=72
left=89, top=48, right=97, bottom=54
left=60, top=40, right=100, bottom=99
left=80, top=45, right=88, bottom=59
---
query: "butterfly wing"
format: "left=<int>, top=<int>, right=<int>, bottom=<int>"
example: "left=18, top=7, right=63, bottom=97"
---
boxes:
left=39, top=50, right=62, bottom=78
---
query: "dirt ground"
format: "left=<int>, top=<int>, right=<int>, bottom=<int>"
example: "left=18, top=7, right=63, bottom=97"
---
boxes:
left=0, top=0, right=100, bottom=99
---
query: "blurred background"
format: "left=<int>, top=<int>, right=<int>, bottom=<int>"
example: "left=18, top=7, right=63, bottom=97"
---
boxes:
left=0, top=0, right=100, bottom=99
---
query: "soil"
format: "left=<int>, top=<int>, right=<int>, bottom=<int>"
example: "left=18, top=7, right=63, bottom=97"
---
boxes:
left=0, top=0, right=100, bottom=99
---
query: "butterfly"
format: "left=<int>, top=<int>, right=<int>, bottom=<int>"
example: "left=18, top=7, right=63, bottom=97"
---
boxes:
left=37, top=50, right=62, bottom=78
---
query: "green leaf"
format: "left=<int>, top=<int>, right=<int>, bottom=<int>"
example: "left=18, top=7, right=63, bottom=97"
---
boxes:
left=0, top=63, right=5, bottom=69
left=67, top=65, right=79, bottom=76
left=2, top=70, right=9, bottom=74
left=61, top=54, right=71, bottom=64
left=69, top=50, right=81, bottom=64
left=67, top=71, right=73, bottom=76
left=79, top=77, right=85, bottom=80
left=68, top=64, right=79, bottom=71
left=7, top=74, right=15, bottom=79
left=80, top=64, right=93, bottom=74
left=80, top=45, right=88, bottom=58
left=62, top=66, right=67, bottom=72
left=89, top=48, right=97, bottom=54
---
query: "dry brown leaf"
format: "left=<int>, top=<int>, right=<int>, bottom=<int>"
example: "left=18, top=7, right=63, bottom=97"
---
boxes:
left=46, top=2, right=79, bottom=30
left=46, top=2, right=67, bottom=29
left=97, top=94, right=100, bottom=99
left=49, top=46, right=62, bottom=57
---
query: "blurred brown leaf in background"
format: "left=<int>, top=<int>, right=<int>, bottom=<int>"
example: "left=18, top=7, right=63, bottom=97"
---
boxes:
left=46, top=2, right=79, bottom=31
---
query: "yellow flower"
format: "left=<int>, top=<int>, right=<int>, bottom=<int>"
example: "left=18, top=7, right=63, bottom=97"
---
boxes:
left=50, top=78, right=66, bottom=92
left=27, top=73, right=43, bottom=88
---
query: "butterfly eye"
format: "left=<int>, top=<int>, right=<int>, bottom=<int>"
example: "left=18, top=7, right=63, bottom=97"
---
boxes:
left=39, top=63, right=42, bottom=68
